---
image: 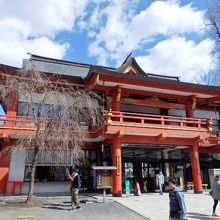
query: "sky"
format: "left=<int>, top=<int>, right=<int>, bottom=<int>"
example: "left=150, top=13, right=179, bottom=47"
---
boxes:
left=0, top=0, right=217, bottom=83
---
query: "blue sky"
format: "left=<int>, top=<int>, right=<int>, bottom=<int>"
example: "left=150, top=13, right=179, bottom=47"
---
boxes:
left=0, top=0, right=216, bottom=83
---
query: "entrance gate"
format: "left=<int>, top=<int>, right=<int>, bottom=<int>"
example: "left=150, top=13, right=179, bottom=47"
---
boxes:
left=122, top=145, right=190, bottom=193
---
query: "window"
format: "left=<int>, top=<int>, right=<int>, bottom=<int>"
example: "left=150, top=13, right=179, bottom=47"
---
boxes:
left=24, top=166, right=69, bottom=182
left=18, top=102, right=29, bottom=116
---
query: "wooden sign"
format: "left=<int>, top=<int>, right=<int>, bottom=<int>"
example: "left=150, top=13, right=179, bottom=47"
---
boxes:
left=116, top=155, right=121, bottom=176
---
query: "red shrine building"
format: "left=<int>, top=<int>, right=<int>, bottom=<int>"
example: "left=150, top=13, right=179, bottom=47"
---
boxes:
left=0, top=54, right=220, bottom=196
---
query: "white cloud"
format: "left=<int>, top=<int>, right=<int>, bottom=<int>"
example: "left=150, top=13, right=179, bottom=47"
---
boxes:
left=0, top=0, right=217, bottom=83
left=136, top=37, right=216, bottom=82
left=0, top=0, right=88, bottom=67
left=88, top=0, right=216, bottom=82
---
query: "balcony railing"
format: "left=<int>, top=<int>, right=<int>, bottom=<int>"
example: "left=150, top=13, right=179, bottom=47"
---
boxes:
left=0, top=115, right=92, bottom=132
left=0, top=115, right=36, bottom=128
left=0, top=111, right=214, bottom=135
left=107, top=111, right=212, bottom=131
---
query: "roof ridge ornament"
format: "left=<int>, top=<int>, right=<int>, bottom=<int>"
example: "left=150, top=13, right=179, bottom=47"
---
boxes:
left=121, top=52, right=132, bottom=66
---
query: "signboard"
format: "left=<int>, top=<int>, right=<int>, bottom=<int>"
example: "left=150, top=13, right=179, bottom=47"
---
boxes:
left=93, top=166, right=115, bottom=190
left=116, top=155, right=121, bottom=176
left=102, top=175, right=112, bottom=188
left=97, top=174, right=102, bottom=188
left=97, top=174, right=112, bottom=189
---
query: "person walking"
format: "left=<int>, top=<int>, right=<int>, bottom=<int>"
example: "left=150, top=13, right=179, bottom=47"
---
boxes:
left=210, top=175, right=220, bottom=217
left=168, top=177, right=187, bottom=220
left=68, top=169, right=81, bottom=210
left=156, top=171, right=165, bottom=195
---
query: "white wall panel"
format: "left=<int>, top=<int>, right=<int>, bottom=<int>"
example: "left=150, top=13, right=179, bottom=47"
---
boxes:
left=8, top=149, right=26, bottom=181
left=194, top=110, right=219, bottom=119
left=22, top=182, right=70, bottom=194
left=168, top=109, right=186, bottom=117
left=120, top=104, right=160, bottom=114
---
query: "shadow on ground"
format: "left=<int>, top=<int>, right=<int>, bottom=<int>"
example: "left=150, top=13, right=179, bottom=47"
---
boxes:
left=42, top=199, right=99, bottom=211
left=187, top=212, right=220, bottom=219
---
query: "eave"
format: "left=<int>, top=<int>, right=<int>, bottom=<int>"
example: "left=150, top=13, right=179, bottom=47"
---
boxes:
left=84, top=67, right=220, bottom=103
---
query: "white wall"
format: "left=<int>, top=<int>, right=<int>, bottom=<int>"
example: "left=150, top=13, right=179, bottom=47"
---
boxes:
left=19, top=92, right=70, bottom=105
left=194, top=110, right=219, bottom=119
left=21, top=182, right=70, bottom=194
left=8, top=148, right=26, bottom=182
left=120, top=104, right=160, bottom=114
left=168, top=109, right=220, bottom=120
left=168, top=109, right=186, bottom=117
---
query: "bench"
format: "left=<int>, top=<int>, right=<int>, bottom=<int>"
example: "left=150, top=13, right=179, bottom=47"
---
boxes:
left=186, top=183, right=209, bottom=190
left=186, top=183, right=194, bottom=190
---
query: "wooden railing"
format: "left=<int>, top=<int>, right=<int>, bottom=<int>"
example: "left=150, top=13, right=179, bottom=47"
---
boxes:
left=0, top=115, right=37, bottom=128
left=107, top=111, right=212, bottom=131
left=0, top=111, right=214, bottom=133
left=0, top=115, right=89, bottom=131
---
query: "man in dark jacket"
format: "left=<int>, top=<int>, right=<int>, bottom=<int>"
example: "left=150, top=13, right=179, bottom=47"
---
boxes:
left=168, top=177, right=187, bottom=220
left=68, top=169, right=81, bottom=210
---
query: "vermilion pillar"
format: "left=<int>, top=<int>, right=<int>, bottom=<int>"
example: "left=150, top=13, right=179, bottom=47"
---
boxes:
left=6, top=91, right=18, bottom=126
left=112, top=137, right=122, bottom=197
left=112, top=98, right=120, bottom=112
left=191, top=143, right=203, bottom=193
left=111, top=85, right=122, bottom=196
left=0, top=141, right=10, bottom=194
left=186, top=98, right=196, bottom=127
left=7, top=91, right=18, bottom=112
left=112, top=85, right=121, bottom=111
left=186, top=105, right=193, bottom=118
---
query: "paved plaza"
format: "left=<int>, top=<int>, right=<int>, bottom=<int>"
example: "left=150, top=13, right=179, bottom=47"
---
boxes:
left=0, top=195, right=147, bottom=220
left=0, top=191, right=220, bottom=220
left=106, top=191, right=220, bottom=220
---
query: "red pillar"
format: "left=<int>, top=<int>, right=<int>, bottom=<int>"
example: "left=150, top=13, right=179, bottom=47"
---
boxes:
left=186, top=104, right=193, bottom=118
left=112, top=98, right=120, bottom=112
left=112, top=137, right=122, bottom=197
left=191, top=143, right=203, bottom=193
left=0, top=141, right=10, bottom=194
left=6, top=91, right=18, bottom=126
left=112, top=85, right=122, bottom=112
left=7, top=91, right=18, bottom=113
left=111, top=85, right=122, bottom=196
left=186, top=100, right=196, bottom=127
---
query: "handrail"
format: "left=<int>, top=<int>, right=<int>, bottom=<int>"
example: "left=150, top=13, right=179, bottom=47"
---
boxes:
left=0, top=111, right=213, bottom=132
left=106, top=110, right=211, bottom=131
left=106, top=111, right=208, bottom=122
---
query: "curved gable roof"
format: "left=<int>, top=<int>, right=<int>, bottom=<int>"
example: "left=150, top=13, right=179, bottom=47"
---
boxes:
left=117, top=56, right=146, bottom=76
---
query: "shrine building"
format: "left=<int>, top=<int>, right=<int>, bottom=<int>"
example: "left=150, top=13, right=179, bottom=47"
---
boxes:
left=0, top=54, right=220, bottom=196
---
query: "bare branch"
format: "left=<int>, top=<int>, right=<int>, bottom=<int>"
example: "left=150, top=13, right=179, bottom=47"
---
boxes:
left=0, top=66, right=104, bottom=203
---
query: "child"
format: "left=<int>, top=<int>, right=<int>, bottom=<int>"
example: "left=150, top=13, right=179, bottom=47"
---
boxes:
left=168, top=177, right=187, bottom=220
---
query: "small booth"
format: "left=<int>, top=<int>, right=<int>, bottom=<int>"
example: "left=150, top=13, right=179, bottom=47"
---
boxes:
left=92, top=166, right=116, bottom=202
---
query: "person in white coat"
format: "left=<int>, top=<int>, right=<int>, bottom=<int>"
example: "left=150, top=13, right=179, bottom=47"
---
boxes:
left=156, top=171, right=165, bottom=195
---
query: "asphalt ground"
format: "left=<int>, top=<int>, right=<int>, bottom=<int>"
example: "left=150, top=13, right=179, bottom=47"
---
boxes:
left=0, top=196, right=148, bottom=220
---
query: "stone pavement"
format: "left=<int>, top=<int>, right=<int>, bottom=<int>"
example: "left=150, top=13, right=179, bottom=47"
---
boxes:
left=1, top=191, right=220, bottom=220
left=0, top=195, right=147, bottom=220
left=102, top=191, right=220, bottom=220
